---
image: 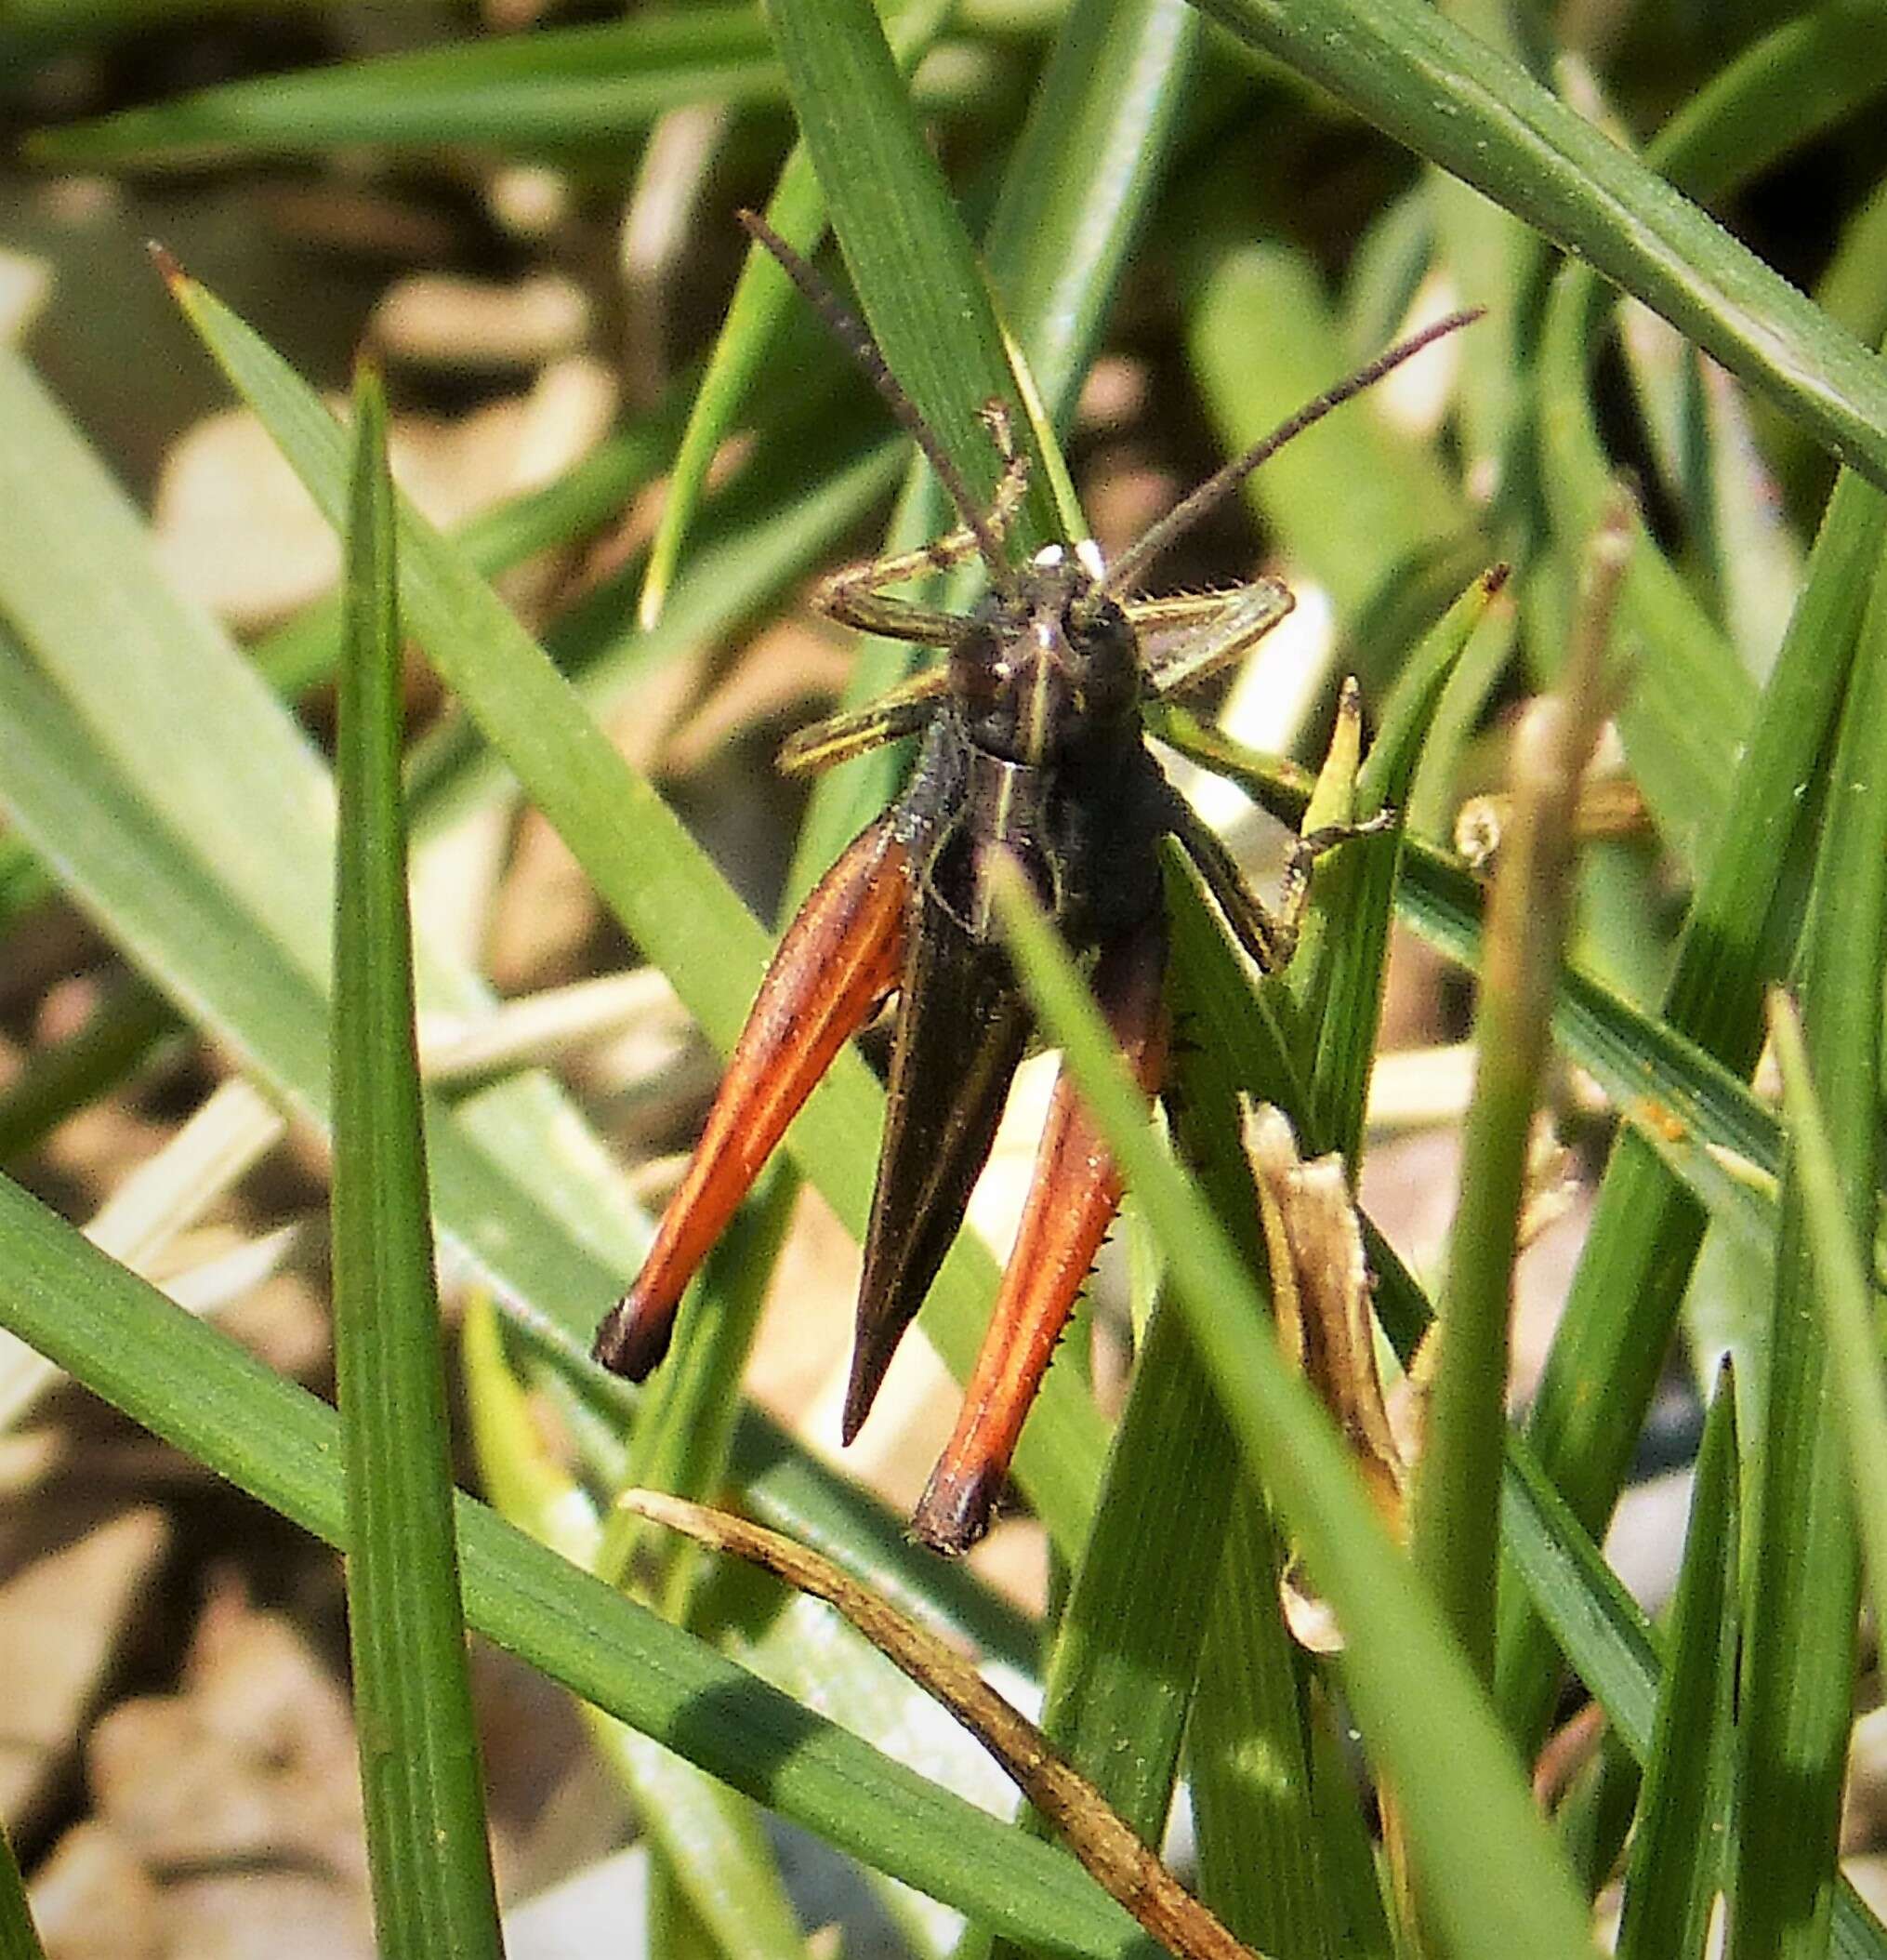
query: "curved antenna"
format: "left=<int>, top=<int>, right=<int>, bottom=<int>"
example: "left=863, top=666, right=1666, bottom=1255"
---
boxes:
left=1100, top=307, right=1483, bottom=598
left=737, top=210, right=1015, bottom=593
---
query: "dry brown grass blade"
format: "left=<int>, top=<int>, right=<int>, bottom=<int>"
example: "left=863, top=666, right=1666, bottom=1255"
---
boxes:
left=616, top=1489, right=1267, bottom=1960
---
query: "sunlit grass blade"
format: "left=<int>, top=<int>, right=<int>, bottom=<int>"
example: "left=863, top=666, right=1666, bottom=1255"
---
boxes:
left=640, top=147, right=829, bottom=629
left=1493, top=451, right=1887, bottom=1742
left=764, top=0, right=1057, bottom=551
left=1194, top=0, right=1887, bottom=491
left=29, top=8, right=781, bottom=164
left=461, top=1298, right=808, bottom=1960
left=1310, top=564, right=1509, bottom=1160
left=1733, top=555, right=1887, bottom=1960
left=0, top=1181, right=1156, bottom=1960
left=599, top=1170, right=796, bottom=1599
left=979, top=0, right=1196, bottom=421
left=989, top=999, right=1271, bottom=1960
left=1502, top=1432, right=1887, bottom=1959
left=1533, top=266, right=1753, bottom=876
left=640, top=0, right=953, bottom=628
left=1615, top=1370, right=1738, bottom=1960
left=987, top=859, right=1594, bottom=1960
left=162, top=264, right=1109, bottom=1553
left=1770, top=991, right=1887, bottom=1659
left=331, top=368, right=503, bottom=1958
left=1413, top=507, right=1623, bottom=1685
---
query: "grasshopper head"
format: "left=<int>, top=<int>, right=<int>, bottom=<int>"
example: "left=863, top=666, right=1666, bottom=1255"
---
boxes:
left=951, top=543, right=1141, bottom=764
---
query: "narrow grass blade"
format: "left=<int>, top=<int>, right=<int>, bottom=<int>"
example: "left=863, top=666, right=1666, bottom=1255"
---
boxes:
left=0, top=1824, right=44, bottom=1960
left=1649, top=6, right=1887, bottom=212
left=1413, top=509, right=1624, bottom=1683
left=764, top=0, right=1058, bottom=551
left=1498, top=405, right=1882, bottom=1600
left=980, top=0, right=1196, bottom=422
left=258, top=410, right=680, bottom=697
left=1500, top=1419, right=1887, bottom=1960
left=1733, top=563, right=1887, bottom=1960
left=600, top=1169, right=796, bottom=1598
left=640, top=146, right=830, bottom=629
left=1194, top=0, right=1887, bottom=492
left=1188, top=1485, right=1330, bottom=1959
left=989, top=988, right=1271, bottom=1960
left=0, top=1181, right=1159, bottom=1960
left=162, top=266, right=1108, bottom=1553
left=987, top=861, right=1594, bottom=1960
left=461, top=1300, right=807, bottom=1960
left=331, top=370, right=503, bottom=1959
left=0, top=976, right=177, bottom=1165
left=1313, top=564, right=1508, bottom=1161
left=30, top=8, right=781, bottom=164
left=1771, top=992, right=1887, bottom=1662
left=1615, top=1371, right=1738, bottom=1960
left=640, top=0, right=953, bottom=626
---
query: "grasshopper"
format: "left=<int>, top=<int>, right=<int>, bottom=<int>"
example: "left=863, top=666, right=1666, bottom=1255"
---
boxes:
left=594, top=212, right=1472, bottom=1552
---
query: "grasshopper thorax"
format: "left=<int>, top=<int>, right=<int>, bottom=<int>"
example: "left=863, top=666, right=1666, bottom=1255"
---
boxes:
left=948, top=543, right=1141, bottom=766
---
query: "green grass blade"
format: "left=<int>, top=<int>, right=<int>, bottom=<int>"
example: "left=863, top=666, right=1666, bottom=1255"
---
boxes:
left=0, top=976, right=178, bottom=1166
left=987, top=860, right=1594, bottom=1960
left=1501, top=1433, right=1887, bottom=1960
left=1649, top=6, right=1887, bottom=211
left=1155, top=713, right=1792, bottom=1247
left=639, top=0, right=953, bottom=627
left=462, top=1299, right=808, bottom=1960
left=979, top=0, right=1196, bottom=421
left=331, top=369, right=503, bottom=1959
left=0, top=1823, right=45, bottom=1960
left=1533, top=266, right=1753, bottom=876
left=162, top=268, right=1108, bottom=1550
left=1771, top=993, right=1887, bottom=1670
left=0, top=1181, right=1158, bottom=1960
left=1615, top=1372, right=1738, bottom=1960
left=1413, top=518, right=1618, bottom=1685
left=765, top=0, right=1058, bottom=550
left=1194, top=0, right=1887, bottom=491
left=29, top=9, right=781, bottom=164
left=1189, top=1484, right=1331, bottom=1958
left=639, top=145, right=830, bottom=629
left=1496, top=454, right=1885, bottom=1758
left=1735, top=540, right=1887, bottom=1951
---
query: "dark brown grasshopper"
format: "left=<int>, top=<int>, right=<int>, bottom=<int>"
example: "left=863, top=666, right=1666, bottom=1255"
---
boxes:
left=593, top=211, right=1473, bottom=1553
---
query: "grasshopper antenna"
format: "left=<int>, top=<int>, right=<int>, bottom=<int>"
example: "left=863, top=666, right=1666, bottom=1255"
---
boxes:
left=738, top=209, right=1016, bottom=595
left=1100, top=307, right=1483, bottom=598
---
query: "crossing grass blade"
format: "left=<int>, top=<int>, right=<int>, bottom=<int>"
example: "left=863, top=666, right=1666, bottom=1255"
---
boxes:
left=1770, top=992, right=1887, bottom=1666
left=0, top=1177, right=1166, bottom=1960
left=1193, top=0, right=1887, bottom=493
left=330, top=368, right=503, bottom=1959
left=162, top=264, right=1110, bottom=1555
left=1735, top=540, right=1887, bottom=1952
left=1614, top=1371, right=1738, bottom=1960
left=988, top=858, right=1595, bottom=1960
left=29, top=7, right=781, bottom=164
